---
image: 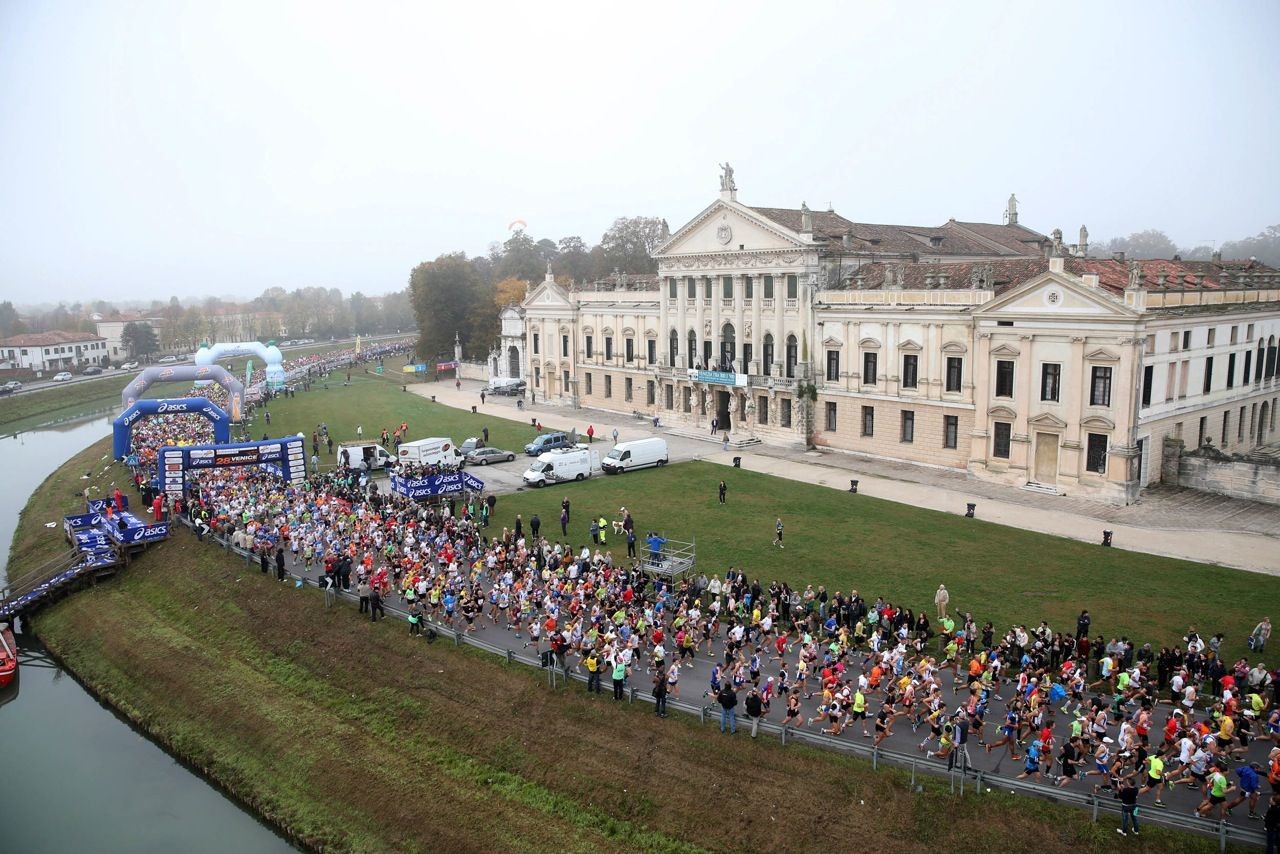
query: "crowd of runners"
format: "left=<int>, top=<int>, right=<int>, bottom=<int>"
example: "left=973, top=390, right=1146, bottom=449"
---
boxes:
left=119, top=379, right=1280, bottom=839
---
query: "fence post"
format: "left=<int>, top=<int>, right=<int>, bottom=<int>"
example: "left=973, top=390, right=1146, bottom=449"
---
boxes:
left=1090, top=794, right=1098, bottom=823
left=871, top=746, right=878, bottom=771
left=910, top=760, right=915, bottom=788
left=975, top=771, right=983, bottom=794
left=628, top=686, right=636, bottom=704
left=453, top=631, right=461, bottom=647
left=1218, top=820, right=1227, bottom=853
left=780, top=725, right=787, bottom=746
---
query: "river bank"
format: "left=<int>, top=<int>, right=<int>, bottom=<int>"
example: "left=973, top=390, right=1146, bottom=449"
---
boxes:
left=21, top=444, right=1239, bottom=852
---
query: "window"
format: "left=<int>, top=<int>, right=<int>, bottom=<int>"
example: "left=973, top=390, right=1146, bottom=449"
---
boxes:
left=1040, top=363, right=1061, bottom=402
left=992, top=422, right=1011, bottom=459
left=763, top=276, right=774, bottom=299
left=1179, top=360, right=1189, bottom=398
left=945, top=357, right=962, bottom=393
left=584, top=373, right=592, bottom=395
left=604, top=375, right=612, bottom=398
left=703, top=277, right=712, bottom=299
left=1086, top=433, right=1108, bottom=473
left=668, top=331, right=677, bottom=365
left=605, top=337, right=613, bottom=360
left=1207, top=328, right=1216, bottom=348
left=703, top=339, right=713, bottom=369
left=1165, top=363, right=1176, bottom=402
left=900, top=410, right=914, bottom=443
left=763, top=335, right=774, bottom=376
left=1202, top=356, right=1213, bottom=394
left=1246, top=323, right=1255, bottom=341
left=826, top=350, right=840, bottom=382
left=757, top=395, right=768, bottom=425
left=1090, top=366, right=1112, bottom=406
left=532, top=332, right=540, bottom=355
left=902, top=354, right=918, bottom=389
left=742, top=343, right=752, bottom=371
left=687, top=331, right=696, bottom=369
left=997, top=320, right=1013, bottom=327
left=563, top=371, right=569, bottom=393
left=667, top=278, right=677, bottom=299
left=1141, top=365, right=1153, bottom=407
left=1222, top=410, right=1231, bottom=446
left=534, top=366, right=541, bottom=386
left=1230, top=326, right=1238, bottom=345
left=785, top=336, right=797, bottom=378
left=1197, top=416, right=1207, bottom=447
left=1144, top=334, right=1155, bottom=355
left=682, top=387, right=691, bottom=413
left=862, top=352, right=878, bottom=386
left=780, top=398, right=792, bottom=428
left=561, top=335, right=569, bottom=358
left=1182, top=330, right=1191, bottom=350
left=744, top=277, right=753, bottom=299
left=646, top=339, right=656, bottom=364
left=625, top=338, right=634, bottom=363
left=995, top=360, right=1014, bottom=398
left=861, top=406, right=875, bottom=437
left=1169, top=331, right=1180, bottom=352
left=1239, top=406, right=1246, bottom=441
left=646, top=380, right=655, bottom=405
left=1227, top=353, right=1236, bottom=389
left=943, top=415, right=958, bottom=449
left=825, top=401, right=837, bottom=432
left=624, top=377, right=633, bottom=401
left=664, top=384, right=673, bottom=410
left=585, top=335, right=594, bottom=358
left=786, top=274, right=797, bottom=299
left=722, top=276, right=733, bottom=299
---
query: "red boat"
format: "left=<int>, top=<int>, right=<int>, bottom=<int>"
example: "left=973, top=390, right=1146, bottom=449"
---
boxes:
left=0, top=623, right=16, bottom=688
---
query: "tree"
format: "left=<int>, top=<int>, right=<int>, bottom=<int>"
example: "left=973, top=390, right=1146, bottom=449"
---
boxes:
left=493, top=276, right=528, bottom=308
left=121, top=321, right=159, bottom=358
left=556, top=236, right=592, bottom=283
left=410, top=253, right=484, bottom=361
left=1221, top=224, right=1280, bottom=268
left=599, top=216, right=665, bottom=274
left=1098, top=229, right=1179, bottom=260
left=496, top=230, right=545, bottom=283
left=0, top=301, right=23, bottom=338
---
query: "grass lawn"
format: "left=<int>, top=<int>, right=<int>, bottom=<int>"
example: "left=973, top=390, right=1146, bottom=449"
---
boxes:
left=0, top=374, right=133, bottom=429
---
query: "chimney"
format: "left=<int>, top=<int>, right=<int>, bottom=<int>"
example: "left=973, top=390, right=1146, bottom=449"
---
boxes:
left=1078, top=224, right=1089, bottom=256
left=1112, top=251, right=1126, bottom=262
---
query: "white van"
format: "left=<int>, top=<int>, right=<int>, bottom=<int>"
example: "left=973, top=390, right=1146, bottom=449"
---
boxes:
left=522, top=447, right=599, bottom=487
left=398, top=437, right=464, bottom=468
left=601, top=437, right=669, bottom=474
left=337, top=441, right=394, bottom=472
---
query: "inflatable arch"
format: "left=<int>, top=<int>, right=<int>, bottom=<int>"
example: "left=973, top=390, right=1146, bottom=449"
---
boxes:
left=123, top=364, right=245, bottom=422
left=113, top=397, right=231, bottom=459
left=195, top=341, right=285, bottom=389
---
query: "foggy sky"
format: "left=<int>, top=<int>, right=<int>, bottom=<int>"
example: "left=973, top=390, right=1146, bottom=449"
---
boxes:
left=1, top=0, right=1277, bottom=304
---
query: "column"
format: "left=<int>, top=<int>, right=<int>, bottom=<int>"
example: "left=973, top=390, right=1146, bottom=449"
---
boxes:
left=749, top=276, right=762, bottom=374
left=1061, top=336, right=1086, bottom=479
left=1012, top=334, right=1033, bottom=474
left=694, top=277, right=706, bottom=369
left=734, top=275, right=746, bottom=372
left=711, top=274, right=723, bottom=368
left=968, top=332, right=992, bottom=466
left=845, top=320, right=855, bottom=392
left=923, top=323, right=937, bottom=401
left=773, top=272, right=785, bottom=374
left=676, top=275, right=687, bottom=367
left=885, top=322, right=898, bottom=395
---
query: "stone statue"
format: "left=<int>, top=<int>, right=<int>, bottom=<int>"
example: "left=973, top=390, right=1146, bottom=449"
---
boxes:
left=1050, top=228, right=1064, bottom=256
left=719, top=162, right=736, bottom=192
left=744, top=321, right=752, bottom=338
left=1128, top=259, right=1143, bottom=289
left=703, top=319, right=711, bottom=336
left=1005, top=193, right=1019, bottom=225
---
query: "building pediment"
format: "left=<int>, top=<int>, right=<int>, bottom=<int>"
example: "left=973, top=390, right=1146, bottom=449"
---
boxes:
left=822, top=335, right=844, bottom=348
left=975, top=271, right=1139, bottom=319
left=523, top=276, right=573, bottom=309
left=656, top=200, right=806, bottom=258
left=1028, top=412, right=1068, bottom=429
left=1080, top=415, right=1116, bottom=430
left=898, top=338, right=922, bottom=352
left=988, top=405, right=1018, bottom=419
left=941, top=341, right=968, bottom=354
left=990, top=343, right=1021, bottom=357
left=1085, top=347, right=1120, bottom=362
left=859, top=337, right=881, bottom=350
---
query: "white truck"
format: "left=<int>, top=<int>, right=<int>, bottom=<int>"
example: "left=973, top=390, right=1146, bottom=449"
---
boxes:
left=522, top=447, right=599, bottom=487
left=601, top=437, right=669, bottom=474
left=398, top=437, right=465, bottom=468
left=337, top=441, right=395, bottom=472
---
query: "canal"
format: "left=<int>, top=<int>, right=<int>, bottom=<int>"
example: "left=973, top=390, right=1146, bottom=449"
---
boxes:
left=0, top=409, right=294, bottom=853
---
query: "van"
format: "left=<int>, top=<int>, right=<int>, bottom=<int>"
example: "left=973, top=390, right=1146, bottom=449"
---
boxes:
left=522, top=447, right=599, bottom=487
left=337, top=441, right=394, bottom=472
left=524, top=431, right=571, bottom=456
left=398, top=437, right=464, bottom=468
left=601, top=437, right=668, bottom=474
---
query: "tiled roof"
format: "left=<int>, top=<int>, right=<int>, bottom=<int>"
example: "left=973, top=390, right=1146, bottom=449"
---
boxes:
left=0, top=330, right=106, bottom=347
left=748, top=207, right=1047, bottom=258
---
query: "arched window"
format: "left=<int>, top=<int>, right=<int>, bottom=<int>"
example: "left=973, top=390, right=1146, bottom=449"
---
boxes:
left=763, top=334, right=774, bottom=377
left=668, top=329, right=679, bottom=367
left=1257, top=340, right=1267, bottom=383
left=785, top=334, right=798, bottom=379
left=720, top=323, right=736, bottom=371
left=1267, top=335, right=1278, bottom=380
left=687, top=330, right=697, bottom=369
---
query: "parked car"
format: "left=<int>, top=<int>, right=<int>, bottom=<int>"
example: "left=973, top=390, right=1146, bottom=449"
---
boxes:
left=81, top=365, right=103, bottom=375
left=459, top=436, right=485, bottom=454
left=157, top=355, right=179, bottom=364
left=465, top=447, right=516, bottom=466
left=119, top=361, right=139, bottom=370
left=1, top=380, right=23, bottom=393
left=488, top=379, right=526, bottom=397
left=524, top=431, right=571, bottom=456
left=53, top=371, right=73, bottom=382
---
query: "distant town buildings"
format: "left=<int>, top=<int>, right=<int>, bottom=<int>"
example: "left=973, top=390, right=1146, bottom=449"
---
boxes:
left=0, top=330, right=108, bottom=372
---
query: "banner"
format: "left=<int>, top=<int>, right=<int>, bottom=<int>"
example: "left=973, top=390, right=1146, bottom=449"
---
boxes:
left=156, top=436, right=306, bottom=497
left=389, top=471, right=484, bottom=500
left=687, top=369, right=746, bottom=388
left=436, top=360, right=459, bottom=371
left=87, top=496, right=129, bottom=513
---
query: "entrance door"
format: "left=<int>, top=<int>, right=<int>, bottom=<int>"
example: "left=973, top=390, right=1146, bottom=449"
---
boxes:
left=1136, top=438, right=1147, bottom=486
left=1033, top=432, right=1059, bottom=483
left=716, top=390, right=731, bottom=431
left=507, top=346, right=520, bottom=378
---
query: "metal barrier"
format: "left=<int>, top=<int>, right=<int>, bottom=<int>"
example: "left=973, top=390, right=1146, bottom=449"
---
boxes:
left=175, top=515, right=1267, bottom=850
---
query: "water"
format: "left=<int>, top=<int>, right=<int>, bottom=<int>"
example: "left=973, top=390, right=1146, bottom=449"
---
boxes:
left=0, top=408, right=294, bottom=853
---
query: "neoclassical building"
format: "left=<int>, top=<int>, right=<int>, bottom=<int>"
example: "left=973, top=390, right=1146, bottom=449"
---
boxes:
left=522, top=173, right=1280, bottom=502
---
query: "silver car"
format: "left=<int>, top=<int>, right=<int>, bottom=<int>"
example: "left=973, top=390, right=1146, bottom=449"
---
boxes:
left=465, top=447, right=515, bottom=466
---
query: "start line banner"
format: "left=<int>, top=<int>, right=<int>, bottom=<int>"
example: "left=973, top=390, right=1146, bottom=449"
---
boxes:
left=389, top=470, right=484, bottom=499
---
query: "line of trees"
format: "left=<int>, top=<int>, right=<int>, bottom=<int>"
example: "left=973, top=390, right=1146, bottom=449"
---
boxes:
left=1095, top=224, right=1280, bottom=265
left=410, top=216, right=665, bottom=361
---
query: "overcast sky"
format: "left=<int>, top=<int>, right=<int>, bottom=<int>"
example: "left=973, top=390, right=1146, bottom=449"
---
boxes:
left=1, top=1, right=1277, bottom=305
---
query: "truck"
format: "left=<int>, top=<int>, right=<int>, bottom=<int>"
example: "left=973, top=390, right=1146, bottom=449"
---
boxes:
left=521, top=447, right=598, bottom=487
left=601, top=437, right=669, bottom=474
left=398, top=437, right=465, bottom=468
left=337, top=441, right=394, bottom=472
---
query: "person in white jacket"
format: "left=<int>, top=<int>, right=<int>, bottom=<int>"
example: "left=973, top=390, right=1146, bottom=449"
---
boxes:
left=934, top=584, right=950, bottom=619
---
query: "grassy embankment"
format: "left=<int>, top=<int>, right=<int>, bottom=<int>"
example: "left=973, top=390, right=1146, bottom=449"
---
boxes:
left=13, top=379, right=1267, bottom=851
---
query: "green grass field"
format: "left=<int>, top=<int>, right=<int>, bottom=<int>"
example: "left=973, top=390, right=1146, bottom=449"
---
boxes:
left=235, top=378, right=1280, bottom=662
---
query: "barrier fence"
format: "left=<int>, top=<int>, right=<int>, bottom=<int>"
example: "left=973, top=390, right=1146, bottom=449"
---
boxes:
left=181, top=515, right=1265, bottom=851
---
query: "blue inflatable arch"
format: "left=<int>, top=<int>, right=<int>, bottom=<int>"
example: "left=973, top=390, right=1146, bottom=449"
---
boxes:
left=113, top=397, right=231, bottom=459
left=196, top=341, right=285, bottom=388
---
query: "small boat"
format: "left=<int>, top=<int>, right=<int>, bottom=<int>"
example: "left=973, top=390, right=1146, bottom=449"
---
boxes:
left=0, top=622, right=16, bottom=688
